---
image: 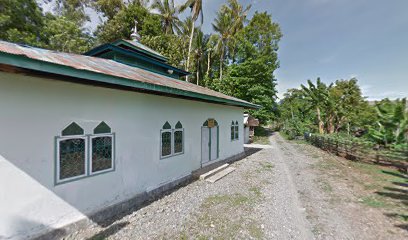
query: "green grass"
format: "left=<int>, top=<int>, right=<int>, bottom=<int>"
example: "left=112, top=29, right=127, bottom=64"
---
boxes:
left=203, top=193, right=252, bottom=207
left=361, top=196, right=390, bottom=208
left=249, top=186, right=262, bottom=198
left=259, top=162, right=274, bottom=171
left=183, top=192, right=265, bottom=239
left=320, top=181, right=333, bottom=193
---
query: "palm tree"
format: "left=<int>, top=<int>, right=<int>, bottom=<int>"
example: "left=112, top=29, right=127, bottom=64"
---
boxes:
left=205, top=34, right=219, bottom=78
left=227, top=0, right=251, bottom=33
left=212, top=0, right=251, bottom=80
left=177, top=17, right=195, bottom=70
left=226, top=0, right=251, bottom=62
left=179, top=0, right=203, bottom=81
left=151, top=0, right=181, bottom=34
left=192, top=30, right=208, bottom=85
left=212, top=7, right=233, bottom=80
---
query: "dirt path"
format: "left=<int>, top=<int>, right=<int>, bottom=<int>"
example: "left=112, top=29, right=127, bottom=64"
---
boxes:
left=65, top=133, right=407, bottom=240
left=274, top=133, right=407, bottom=240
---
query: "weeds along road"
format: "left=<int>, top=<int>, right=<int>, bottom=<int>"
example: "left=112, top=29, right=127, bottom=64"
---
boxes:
left=66, top=133, right=407, bottom=240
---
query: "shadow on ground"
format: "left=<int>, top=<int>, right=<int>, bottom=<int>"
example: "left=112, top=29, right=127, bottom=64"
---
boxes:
left=87, top=222, right=130, bottom=240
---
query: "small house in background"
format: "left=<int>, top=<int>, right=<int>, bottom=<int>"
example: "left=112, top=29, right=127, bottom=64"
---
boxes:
left=243, top=114, right=260, bottom=143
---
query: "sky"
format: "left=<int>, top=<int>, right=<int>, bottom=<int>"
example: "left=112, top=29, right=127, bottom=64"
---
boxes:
left=41, top=0, right=408, bottom=100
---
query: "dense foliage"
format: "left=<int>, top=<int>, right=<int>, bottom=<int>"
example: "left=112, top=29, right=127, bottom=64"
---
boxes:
left=0, top=0, right=281, bottom=122
left=278, top=78, right=408, bottom=148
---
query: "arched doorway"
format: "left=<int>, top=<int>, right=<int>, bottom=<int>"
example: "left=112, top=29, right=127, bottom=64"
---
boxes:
left=201, top=119, right=219, bottom=165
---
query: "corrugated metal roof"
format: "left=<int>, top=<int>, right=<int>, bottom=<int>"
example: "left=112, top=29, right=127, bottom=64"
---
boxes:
left=0, top=41, right=259, bottom=108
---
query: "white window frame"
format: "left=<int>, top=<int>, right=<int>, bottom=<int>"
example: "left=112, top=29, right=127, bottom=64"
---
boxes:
left=56, top=135, right=88, bottom=184
left=89, top=133, right=115, bottom=175
left=231, top=121, right=239, bottom=141
left=160, top=129, right=173, bottom=159
left=234, top=122, right=239, bottom=141
left=173, top=128, right=184, bottom=155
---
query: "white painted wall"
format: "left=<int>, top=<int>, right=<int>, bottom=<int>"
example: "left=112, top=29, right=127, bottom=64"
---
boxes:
left=0, top=72, right=244, bottom=239
left=244, top=126, right=250, bottom=143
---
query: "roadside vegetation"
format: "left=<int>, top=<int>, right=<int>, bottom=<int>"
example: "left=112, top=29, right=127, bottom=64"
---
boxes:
left=277, top=78, right=407, bottom=169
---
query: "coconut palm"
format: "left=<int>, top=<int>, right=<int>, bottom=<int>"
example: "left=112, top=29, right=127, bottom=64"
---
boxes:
left=227, top=0, right=251, bottom=33
left=151, top=0, right=181, bottom=34
left=179, top=0, right=203, bottom=80
left=192, top=30, right=208, bottom=85
left=226, top=0, right=251, bottom=62
left=205, top=34, right=219, bottom=78
left=212, top=6, right=233, bottom=80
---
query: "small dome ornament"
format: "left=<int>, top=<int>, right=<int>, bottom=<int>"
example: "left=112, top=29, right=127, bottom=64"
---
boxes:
left=130, top=20, right=141, bottom=42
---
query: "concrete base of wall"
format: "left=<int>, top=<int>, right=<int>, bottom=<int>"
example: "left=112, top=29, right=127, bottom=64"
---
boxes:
left=34, top=151, right=246, bottom=240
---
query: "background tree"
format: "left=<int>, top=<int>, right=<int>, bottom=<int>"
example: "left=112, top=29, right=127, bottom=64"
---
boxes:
left=368, top=98, right=408, bottom=146
left=216, top=11, right=282, bottom=123
left=179, top=0, right=203, bottom=80
left=301, top=78, right=330, bottom=134
left=212, top=6, right=233, bottom=80
left=0, top=0, right=45, bottom=46
left=94, top=2, right=161, bottom=44
left=151, top=0, right=181, bottom=35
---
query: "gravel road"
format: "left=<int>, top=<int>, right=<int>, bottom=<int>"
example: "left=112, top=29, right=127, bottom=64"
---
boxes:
left=65, top=133, right=406, bottom=240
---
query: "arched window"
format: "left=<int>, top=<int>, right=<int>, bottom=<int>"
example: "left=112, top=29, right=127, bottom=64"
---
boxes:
left=160, top=121, right=185, bottom=158
left=231, top=121, right=235, bottom=140
left=174, top=121, right=184, bottom=154
left=231, top=121, right=239, bottom=141
left=91, top=122, right=114, bottom=174
left=235, top=121, right=239, bottom=140
left=161, top=122, right=172, bottom=157
left=57, top=122, right=87, bottom=183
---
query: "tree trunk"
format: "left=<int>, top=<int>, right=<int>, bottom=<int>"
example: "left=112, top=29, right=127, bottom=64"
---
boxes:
left=219, top=46, right=224, bottom=80
left=327, top=115, right=335, bottom=134
left=196, top=61, right=199, bottom=85
left=317, top=107, right=324, bottom=134
left=186, top=20, right=195, bottom=82
left=206, top=51, right=211, bottom=77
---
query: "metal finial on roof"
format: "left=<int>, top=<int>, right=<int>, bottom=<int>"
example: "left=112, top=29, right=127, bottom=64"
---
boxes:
left=130, top=20, right=141, bottom=42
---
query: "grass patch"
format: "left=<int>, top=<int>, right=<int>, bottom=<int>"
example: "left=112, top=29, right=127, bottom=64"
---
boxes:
left=361, top=196, right=390, bottom=208
left=320, top=181, right=333, bottom=193
left=249, top=186, right=263, bottom=198
left=248, top=222, right=264, bottom=239
left=179, top=193, right=265, bottom=239
left=258, top=162, right=274, bottom=171
left=203, top=193, right=252, bottom=208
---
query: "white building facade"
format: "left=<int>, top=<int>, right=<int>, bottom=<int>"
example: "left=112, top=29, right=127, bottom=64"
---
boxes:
left=0, top=40, right=258, bottom=239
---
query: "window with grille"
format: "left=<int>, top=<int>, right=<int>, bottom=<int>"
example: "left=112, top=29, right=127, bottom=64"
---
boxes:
left=160, top=121, right=184, bottom=158
left=161, top=122, right=172, bottom=158
left=234, top=121, right=239, bottom=140
left=174, top=121, right=184, bottom=154
left=231, top=121, right=239, bottom=141
left=56, top=121, right=115, bottom=184
left=91, top=122, right=114, bottom=174
left=57, top=122, right=87, bottom=183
